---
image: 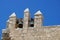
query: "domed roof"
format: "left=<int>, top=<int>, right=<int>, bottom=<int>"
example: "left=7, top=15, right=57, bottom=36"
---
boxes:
left=24, top=8, right=29, bottom=12
left=34, top=10, right=42, bottom=15
left=9, top=12, right=16, bottom=17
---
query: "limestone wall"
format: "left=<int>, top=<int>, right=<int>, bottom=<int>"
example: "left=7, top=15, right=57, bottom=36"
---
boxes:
left=2, top=8, right=60, bottom=40
left=6, top=26, right=60, bottom=40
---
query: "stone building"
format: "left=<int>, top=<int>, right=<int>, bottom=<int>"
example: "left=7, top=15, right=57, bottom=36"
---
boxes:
left=2, top=8, right=60, bottom=40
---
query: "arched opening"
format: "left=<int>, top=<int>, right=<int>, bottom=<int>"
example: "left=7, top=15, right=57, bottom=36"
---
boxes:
left=16, top=18, right=23, bottom=28
left=18, top=24, right=23, bottom=28
left=29, top=18, right=34, bottom=27
left=30, top=24, right=34, bottom=27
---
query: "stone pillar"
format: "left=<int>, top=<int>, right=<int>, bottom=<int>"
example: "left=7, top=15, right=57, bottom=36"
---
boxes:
left=34, top=10, right=43, bottom=29
left=8, top=12, right=17, bottom=31
left=23, top=8, right=30, bottom=33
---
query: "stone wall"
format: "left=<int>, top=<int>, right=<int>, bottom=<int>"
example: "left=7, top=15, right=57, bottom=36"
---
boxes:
left=5, top=26, right=60, bottom=40
left=2, top=8, right=60, bottom=40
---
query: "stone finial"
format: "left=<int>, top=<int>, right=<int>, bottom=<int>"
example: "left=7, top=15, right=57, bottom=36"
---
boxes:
left=24, top=8, right=29, bottom=12
left=34, top=10, right=42, bottom=15
left=9, top=12, right=16, bottom=17
left=7, top=19, right=9, bottom=22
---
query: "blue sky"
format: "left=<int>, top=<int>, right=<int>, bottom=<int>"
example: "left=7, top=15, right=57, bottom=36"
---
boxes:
left=0, top=0, right=60, bottom=40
